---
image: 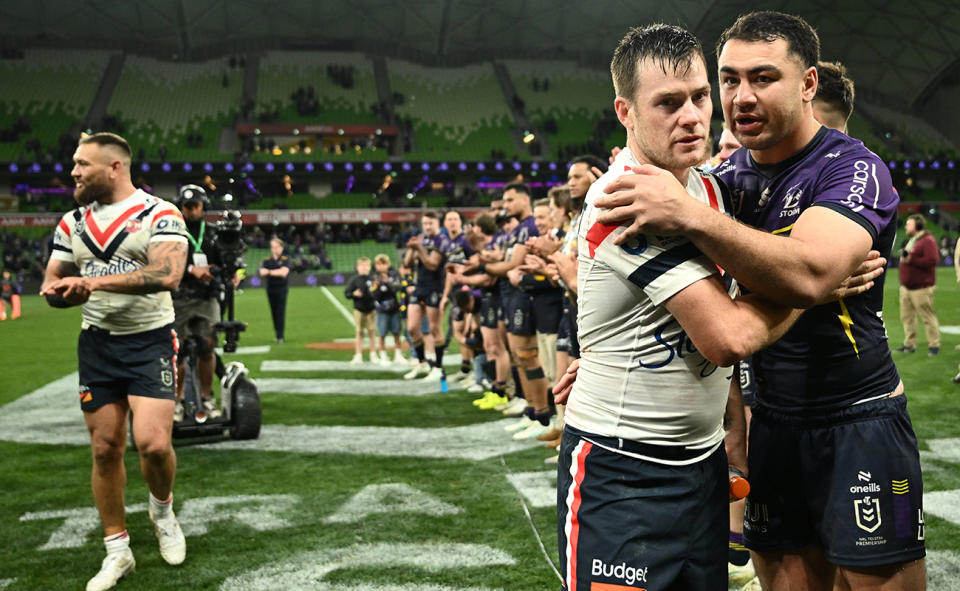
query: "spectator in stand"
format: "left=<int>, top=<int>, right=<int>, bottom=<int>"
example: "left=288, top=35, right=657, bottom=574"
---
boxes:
left=345, top=256, right=380, bottom=364
left=895, top=214, right=941, bottom=356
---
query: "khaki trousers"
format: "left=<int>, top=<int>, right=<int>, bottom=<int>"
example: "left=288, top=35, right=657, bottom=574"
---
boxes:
left=899, top=285, right=940, bottom=349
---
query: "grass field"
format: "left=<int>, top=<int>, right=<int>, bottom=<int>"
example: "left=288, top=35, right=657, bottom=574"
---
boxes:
left=2, top=269, right=960, bottom=590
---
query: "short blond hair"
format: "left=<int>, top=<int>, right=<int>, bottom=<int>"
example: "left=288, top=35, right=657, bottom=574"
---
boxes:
left=374, top=254, right=391, bottom=266
left=356, top=256, right=371, bottom=267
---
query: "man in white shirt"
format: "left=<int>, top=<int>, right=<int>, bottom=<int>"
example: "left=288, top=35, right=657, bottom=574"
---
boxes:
left=42, top=132, right=189, bottom=591
left=556, top=24, right=806, bottom=591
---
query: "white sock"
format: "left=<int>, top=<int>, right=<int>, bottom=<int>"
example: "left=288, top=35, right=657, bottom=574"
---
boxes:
left=149, top=492, right=173, bottom=520
left=104, top=530, right=130, bottom=555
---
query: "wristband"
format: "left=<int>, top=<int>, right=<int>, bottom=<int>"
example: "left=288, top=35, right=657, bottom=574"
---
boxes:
left=478, top=263, right=487, bottom=274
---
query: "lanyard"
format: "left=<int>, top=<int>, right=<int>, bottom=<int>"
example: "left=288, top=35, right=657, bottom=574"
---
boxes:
left=185, top=220, right=205, bottom=253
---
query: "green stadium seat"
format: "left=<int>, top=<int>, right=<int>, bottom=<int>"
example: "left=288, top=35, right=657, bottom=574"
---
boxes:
left=108, top=55, right=243, bottom=161
left=0, top=49, right=113, bottom=161
left=389, top=60, right=517, bottom=160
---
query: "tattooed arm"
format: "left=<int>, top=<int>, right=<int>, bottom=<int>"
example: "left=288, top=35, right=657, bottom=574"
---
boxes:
left=43, top=241, right=188, bottom=298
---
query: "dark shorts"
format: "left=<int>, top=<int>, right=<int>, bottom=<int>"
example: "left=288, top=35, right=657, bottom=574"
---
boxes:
left=739, top=356, right=756, bottom=407
left=479, top=293, right=501, bottom=330
left=412, top=285, right=442, bottom=308
left=532, top=290, right=563, bottom=335
left=558, top=426, right=728, bottom=591
left=504, top=293, right=535, bottom=336
left=744, top=395, right=925, bottom=567
left=77, top=323, right=179, bottom=412
left=556, top=310, right=571, bottom=353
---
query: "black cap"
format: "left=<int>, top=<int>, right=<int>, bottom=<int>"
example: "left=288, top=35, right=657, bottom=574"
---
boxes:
left=178, top=184, right=208, bottom=207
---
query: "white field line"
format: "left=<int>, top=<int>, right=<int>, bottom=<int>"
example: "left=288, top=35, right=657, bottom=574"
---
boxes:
left=321, top=286, right=355, bottom=327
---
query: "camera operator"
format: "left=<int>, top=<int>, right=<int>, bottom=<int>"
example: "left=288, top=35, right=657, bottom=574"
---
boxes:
left=172, top=184, right=224, bottom=421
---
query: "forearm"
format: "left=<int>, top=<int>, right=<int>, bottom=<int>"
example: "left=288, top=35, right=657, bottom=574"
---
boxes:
left=723, top=377, right=747, bottom=475
left=485, top=245, right=525, bottom=277
left=686, top=206, right=857, bottom=308
left=90, top=265, right=181, bottom=294
left=90, top=241, right=186, bottom=294
left=457, top=273, right=494, bottom=287
left=729, top=294, right=804, bottom=354
left=420, top=252, right=442, bottom=271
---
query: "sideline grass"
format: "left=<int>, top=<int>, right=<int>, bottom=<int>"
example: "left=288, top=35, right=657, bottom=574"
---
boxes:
left=1, top=270, right=960, bottom=590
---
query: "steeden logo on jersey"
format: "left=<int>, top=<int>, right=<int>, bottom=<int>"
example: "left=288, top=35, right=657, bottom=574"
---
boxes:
left=125, top=220, right=142, bottom=233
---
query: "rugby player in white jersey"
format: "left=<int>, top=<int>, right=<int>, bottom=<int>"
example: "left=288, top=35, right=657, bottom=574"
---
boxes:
left=556, top=24, right=810, bottom=591
left=587, top=12, right=922, bottom=591
left=41, top=133, right=189, bottom=591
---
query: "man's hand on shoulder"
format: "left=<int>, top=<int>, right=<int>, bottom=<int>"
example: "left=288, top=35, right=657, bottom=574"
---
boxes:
left=594, top=164, right=703, bottom=244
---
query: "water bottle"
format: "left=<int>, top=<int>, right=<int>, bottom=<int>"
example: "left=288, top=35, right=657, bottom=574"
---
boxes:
left=729, top=467, right=750, bottom=502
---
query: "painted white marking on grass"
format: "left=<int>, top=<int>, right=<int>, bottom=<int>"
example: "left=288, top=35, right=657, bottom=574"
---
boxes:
left=216, top=345, right=271, bottom=355
left=22, top=503, right=147, bottom=550
left=0, top=372, right=88, bottom=446
left=0, top=579, right=14, bottom=590
left=322, top=286, right=355, bottom=327
left=323, top=483, right=462, bottom=524
left=505, top=471, right=557, bottom=509
left=500, top=458, right=563, bottom=583
left=924, top=489, right=960, bottom=526
left=928, top=550, right=960, bottom=591
left=0, top=375, right=539, bottom=458
left=939, top=326, right=960, bottom=335
left=20, top=494, right=299, bottom=550
left=202, top=420, right=542, bottom=460
left=178, top=494, right=299, bottom=536
left=258, top=377, right=443, bottom=395
left=220, top=542, right=515, bottom=591
left=922, top=438, right=960, bottom=464
left=262, top=360, right=419, bottom=373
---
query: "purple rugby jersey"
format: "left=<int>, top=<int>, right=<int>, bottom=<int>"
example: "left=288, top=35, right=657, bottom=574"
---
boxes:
left=713, top=127, right=901, bottom=412
left=415, top=231, right=451, bottom=289
left=500, top=215, right=539, bottom=299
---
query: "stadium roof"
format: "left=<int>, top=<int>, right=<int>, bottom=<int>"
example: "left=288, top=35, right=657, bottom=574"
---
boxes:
left=1, top=0, right=958, bottom=108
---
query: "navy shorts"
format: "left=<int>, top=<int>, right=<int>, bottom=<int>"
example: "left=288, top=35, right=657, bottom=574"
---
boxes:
left=739, top=356, right=756, bottom=407
left=412, top=284, right=442, bottom=308
left=504, top=293, right=535, bottom=336
left=558, top=426, right=728, bottom=591
left=556, top=309, right=571, bottom=353
left=532, top=290, right=563, bottom=335
left=744, top=395, right=925, bottom=567
left=479, top=293, right=501, bottom=330
left=77, top=323, right=179, bottom=412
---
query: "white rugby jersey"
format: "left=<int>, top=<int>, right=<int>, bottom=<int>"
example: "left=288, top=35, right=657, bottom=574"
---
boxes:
left=565, top=147, right=736, bottom=465
left=50, top=189, right=187, bottom=335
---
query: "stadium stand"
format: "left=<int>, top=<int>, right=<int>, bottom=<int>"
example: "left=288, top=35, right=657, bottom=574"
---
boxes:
left=0, top=49, right=113, bottom=162
left=258, top=51, right=380, bottom=125
left=107, top=55, right=243, bottom=161
left=388, top=60, right=517, bottom=161
left=858, top=102, right=960, bottom=160
left=504, top=59, right=623, bottom=160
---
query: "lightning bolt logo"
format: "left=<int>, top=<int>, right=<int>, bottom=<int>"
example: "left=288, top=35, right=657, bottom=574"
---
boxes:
left=837, top=298, right=860, bottom=358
